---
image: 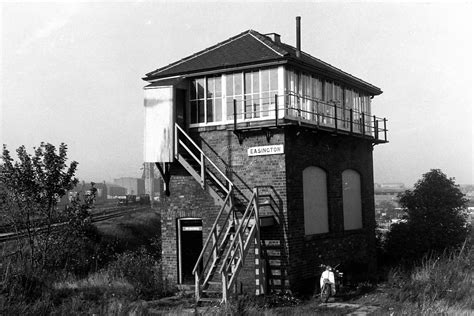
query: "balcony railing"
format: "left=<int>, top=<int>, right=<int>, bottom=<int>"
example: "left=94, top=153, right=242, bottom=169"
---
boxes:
left=230, top=92, right=388, bottom=143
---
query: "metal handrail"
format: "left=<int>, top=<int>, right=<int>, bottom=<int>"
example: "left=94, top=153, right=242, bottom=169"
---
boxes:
left=226, top=92, right=388, bottom=142
left=192, top=189, right=233, bottom=275
left=218, top=189, right=257, bottom=275
left=175, top=123, right=233, bottom=193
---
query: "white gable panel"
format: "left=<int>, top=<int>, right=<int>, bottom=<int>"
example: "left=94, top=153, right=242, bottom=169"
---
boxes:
left=144, top=87, right=174, bottom=163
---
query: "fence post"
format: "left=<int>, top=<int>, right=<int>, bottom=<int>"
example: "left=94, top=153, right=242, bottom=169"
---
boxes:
left=361, top=113, right=365, bottom=137
left=233, top=99, right=237, bottom=131
left=275, top=94, right=278, bottom=127
left=350, top=109, right=353, bottom=134
left=200, top=153, right=205, bottom=188
left=174, top=123, right=178, bottom=159
left=375, top=120, right=379, bottom=140
left=222, top=272, right=228, bottom=303
left=195, top=272, right=200, bottom=302
left=384, top=118, right=387, bottom=142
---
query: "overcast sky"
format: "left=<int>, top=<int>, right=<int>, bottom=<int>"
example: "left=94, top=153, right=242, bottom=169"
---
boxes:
left=1, top=1, right=472, bottom=186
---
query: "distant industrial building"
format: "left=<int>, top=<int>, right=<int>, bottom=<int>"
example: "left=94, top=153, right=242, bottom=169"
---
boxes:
left=374, top=183, right=405, bottom=206
left=113, top=177, right=145, bottom=196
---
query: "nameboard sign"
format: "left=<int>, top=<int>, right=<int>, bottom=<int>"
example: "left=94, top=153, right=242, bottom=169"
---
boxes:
left=182, top=226, right=202, bottom=231
left=248, top=145, right=284, bottom=157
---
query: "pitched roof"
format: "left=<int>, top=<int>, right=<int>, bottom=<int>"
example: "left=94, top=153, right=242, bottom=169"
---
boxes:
left=144, top=30, right=382, bottom=95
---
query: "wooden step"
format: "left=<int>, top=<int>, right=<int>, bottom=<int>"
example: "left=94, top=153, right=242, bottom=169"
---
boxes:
left=198, top=297, right=221, bottom=303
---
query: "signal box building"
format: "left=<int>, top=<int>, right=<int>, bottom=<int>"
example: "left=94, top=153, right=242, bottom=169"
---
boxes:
left=143, top=19, right=387, bottom=302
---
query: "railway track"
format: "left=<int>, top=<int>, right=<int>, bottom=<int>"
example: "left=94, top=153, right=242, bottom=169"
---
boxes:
left=0, top=204, right=151, bottom=244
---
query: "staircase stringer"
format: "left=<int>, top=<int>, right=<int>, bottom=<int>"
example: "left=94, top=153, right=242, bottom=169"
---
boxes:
left=175, top=123, right=263, bottom=303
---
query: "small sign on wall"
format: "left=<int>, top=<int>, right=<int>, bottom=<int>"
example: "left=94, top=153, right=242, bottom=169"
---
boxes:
left=248, top=144, right=284, bottom=157
left=182, top=226, right=202, bottom=231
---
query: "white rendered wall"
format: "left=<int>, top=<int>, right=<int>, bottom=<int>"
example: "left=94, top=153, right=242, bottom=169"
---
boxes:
left=144, top=86, right=174, bottom=163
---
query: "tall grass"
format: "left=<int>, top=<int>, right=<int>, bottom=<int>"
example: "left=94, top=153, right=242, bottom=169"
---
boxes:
left=388, top=240, right=473, bottom=313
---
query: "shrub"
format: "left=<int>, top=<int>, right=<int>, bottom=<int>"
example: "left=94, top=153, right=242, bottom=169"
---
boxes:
left=385, top=169, right=470, bottom=265
left=108, top=247, right=162, bottom=300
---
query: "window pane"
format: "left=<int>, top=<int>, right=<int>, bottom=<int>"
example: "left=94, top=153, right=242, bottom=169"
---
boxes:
left=198, top=100, right=205, bottom=123
left=270, top=68, right=278, bottom=91
left=324, top=81, right=333, bottom=101
left=245, top=95, right=252, bottom=119
left=191, top=80, right=197, bottom=100
left=215, top=98, right=222, bottom=121
left=226, top=97, right=234, bottom=120
left=191, top=100, right=197, bottom=124
left=234, top=73, right=242, bottom=95
left=312, top=77, right=322, bottom=99
left=334, top=84, right=342, bottom=102
left=303, top=74, right=311, bottom=97
left=197, top=78, right=205, bottom=99
left=235, top=95, right=242, bottom=119
left=244, top=72, right=251, bottom=94
left=253, top=93, right=260, bottom=118
left=206, top=99, right=213, bottom=122
left=207, top=77, right=214, bottom=99
left=215, top=76, right=222, bottom=97
left=252, top=71, right=259, bottom=94
left=262, top=91, right=270, bottom=117
left=261, top=69, right=269, bottom=92
left=226, top=74, right=233, bottom=96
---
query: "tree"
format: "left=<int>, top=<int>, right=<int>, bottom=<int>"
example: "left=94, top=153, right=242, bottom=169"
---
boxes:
left=0, top=143, right=94, bottom=272
left=384, top=169, right=470, bottom=264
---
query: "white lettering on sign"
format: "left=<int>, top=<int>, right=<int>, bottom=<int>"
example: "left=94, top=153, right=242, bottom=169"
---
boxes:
left=182, top=226, right=202, bottom=231
left=248, top=145, right=284, bottom=157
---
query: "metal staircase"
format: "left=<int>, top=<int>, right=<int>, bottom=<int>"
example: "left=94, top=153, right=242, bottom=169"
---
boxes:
left=174, top=123, right=264, bottom=303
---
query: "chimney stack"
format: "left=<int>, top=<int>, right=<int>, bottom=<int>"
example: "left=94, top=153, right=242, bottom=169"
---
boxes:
left=296, top=16, right=301, bottom=58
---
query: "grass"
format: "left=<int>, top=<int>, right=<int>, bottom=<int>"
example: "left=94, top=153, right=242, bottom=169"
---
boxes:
left=2, top=210, right=471, bottom=315
left=384, top=240, right=473, bottom=314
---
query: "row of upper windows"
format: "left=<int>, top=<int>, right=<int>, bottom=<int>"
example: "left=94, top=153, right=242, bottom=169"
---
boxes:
left=189, top=67, right=372, bottom=126
left=286, top=68, right=371, bottom=117
left=190, top=68, right=278, bottom=124
left=303, top=167, right=362, bottom=236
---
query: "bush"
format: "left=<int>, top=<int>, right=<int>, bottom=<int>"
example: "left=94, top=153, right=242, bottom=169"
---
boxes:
left=384, top=169, right=470, bottom=265
left=108, top=248, right=162, bottom=300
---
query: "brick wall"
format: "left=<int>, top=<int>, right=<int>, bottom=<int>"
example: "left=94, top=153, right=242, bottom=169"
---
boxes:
left=284, top=126, right=377, bottom=294
left=159, top=125, right=377, bottom=296
left=158, top=170, right=221, bottom=288
left=196, top=128, right=290, bottom=294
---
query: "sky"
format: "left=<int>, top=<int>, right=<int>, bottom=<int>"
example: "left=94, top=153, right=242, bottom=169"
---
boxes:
left=0, top=1, right=473, bottom=186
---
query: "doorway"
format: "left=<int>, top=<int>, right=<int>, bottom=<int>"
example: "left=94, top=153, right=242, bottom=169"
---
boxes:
left=177, top=218, right=203, bottom=284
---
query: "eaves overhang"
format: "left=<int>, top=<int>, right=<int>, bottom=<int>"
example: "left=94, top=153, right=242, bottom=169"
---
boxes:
left=143, top=59, right=288, bottom=83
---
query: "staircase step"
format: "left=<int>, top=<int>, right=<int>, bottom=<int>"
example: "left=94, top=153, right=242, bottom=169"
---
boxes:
left=198, top=297, right=221, bottom=303
left=202, top=289, right=221, bottom=295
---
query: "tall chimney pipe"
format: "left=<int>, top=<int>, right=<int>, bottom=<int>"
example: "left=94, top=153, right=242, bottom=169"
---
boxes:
left=296, top=16, right=301, bottom=58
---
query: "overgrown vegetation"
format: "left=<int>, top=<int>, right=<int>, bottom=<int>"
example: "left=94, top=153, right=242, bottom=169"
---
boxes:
left=0, top=143, right=164, bottom=314
left=1, top=146, right=471, bottom=315
left=387, top=242, right=473, bottom=311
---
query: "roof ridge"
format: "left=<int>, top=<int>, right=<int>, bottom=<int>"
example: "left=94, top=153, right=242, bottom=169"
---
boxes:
left=298, top=50, right=381, bottom=91
left=248, top=30, right=289, bottom=56
left=145, top=29, right=275, bottom=79
left=276, top=42, right=381, bottom=92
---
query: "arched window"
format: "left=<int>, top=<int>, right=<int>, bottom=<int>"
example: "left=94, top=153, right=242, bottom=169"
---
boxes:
left=342, top=169, right=362, bottom=230
left=303, top=167, right=329, bottom=235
